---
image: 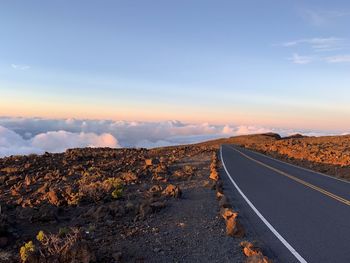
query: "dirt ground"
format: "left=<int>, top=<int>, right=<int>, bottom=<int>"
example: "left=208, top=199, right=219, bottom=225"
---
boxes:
left=116, top=153, right=245, bottom=262
left=0, top=145, right=246, bottom=262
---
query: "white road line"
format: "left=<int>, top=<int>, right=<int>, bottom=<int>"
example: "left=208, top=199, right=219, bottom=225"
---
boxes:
left=239, top=146, right=349, bottom=184
left=220, top=145, right=307, bottom=263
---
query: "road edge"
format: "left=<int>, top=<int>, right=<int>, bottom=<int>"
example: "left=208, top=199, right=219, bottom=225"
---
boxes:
left=219, top=145, right=307, bottom=263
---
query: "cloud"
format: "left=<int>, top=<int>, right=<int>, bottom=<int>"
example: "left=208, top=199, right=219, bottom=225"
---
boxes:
left=11, top=64, right=30, bottom=70
left=324, top=55, right=350, bottom=63
left=235, top=125, right=271, bottom=135
left=301, top=10, right=350, bottom=26
left=282, top=37, right=345, bottom=52
left=0, top=125, right=119, bottom=157
left=31, top=131, right=119, bottom=153
left=0, top=117, right=346, bottom=157
left=280, top=37, right=350, bottom=64
left=289, top=53, right=313, bottom=64
left=0, top=118, right=225, bottom=148
left=0, top=126, right=41, bottom=157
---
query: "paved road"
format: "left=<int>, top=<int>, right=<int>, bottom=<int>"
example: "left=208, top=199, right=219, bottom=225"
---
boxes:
left=220, top=145, right=350, bottom=263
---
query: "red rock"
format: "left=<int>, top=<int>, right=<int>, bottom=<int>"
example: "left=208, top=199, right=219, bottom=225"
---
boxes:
left=221, top=208, right=245, bottom=238
left=162, top=184, right=182, bottom=198
left=47, top=191, right=60, bottom=206
left=240, top=241, right=271, bottom=263
left=209, top=170, right=219, bottom=181
left=145, top=159, right=153, bottom=166
left=121, top=172, right=137, bottom=183
left=216, top=191, right=224, bottom=200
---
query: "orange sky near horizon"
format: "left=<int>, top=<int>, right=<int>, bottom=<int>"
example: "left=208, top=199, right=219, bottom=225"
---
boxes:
left=1, top=97, right=349, bottom=132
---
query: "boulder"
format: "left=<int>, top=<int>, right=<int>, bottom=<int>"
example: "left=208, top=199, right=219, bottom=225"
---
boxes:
left=246, top=255, right=271, bottom=263
left=145, top=159, right=153, bottom=166
left=216, top=191, right=224, bottom=200
left=47, top=190, right=60, bottom=206
left=162, top=184, right=182, bottom=198
left=240, top=241, right=271, bottom=263
left=240, top=241, right=260, bottom=257
left=221, top=208, right=245, bottom=238
left=121, top=172, right=137, bottom=184
left=149, top=185, right=163, bottom=193
left=209, top=170, right=219, bottom=181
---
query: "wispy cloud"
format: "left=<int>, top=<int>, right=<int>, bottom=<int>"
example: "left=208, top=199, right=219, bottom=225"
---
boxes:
left=282, top=37, right=345, bottom=52
left=324, top=55, right=350, bottom=63
left=11, top=64, right=30, bottom=70
left=281, top=37, right=350, bottom=64
left=289, top=53, right=313, bottom=64
left=302, top=10, right=350, bottom=26
left=288, top=53, right=350, bottom=65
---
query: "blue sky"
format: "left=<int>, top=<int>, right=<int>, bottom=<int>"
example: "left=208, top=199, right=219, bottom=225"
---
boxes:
left=1, top=0, right=350, bottom=131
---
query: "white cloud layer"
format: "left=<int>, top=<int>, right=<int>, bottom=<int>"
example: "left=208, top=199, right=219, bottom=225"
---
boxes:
left=31, top=131, right=119, bottom=153
left=0, top=117, right=345, bottom=157
left=0, top=125, right=119, bottom=157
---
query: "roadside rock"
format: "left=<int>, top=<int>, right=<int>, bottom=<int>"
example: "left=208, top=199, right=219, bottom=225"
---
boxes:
left=216, top=191, right=224, bottom=200
left=221, top=208, right=245, bottom=238
left=162, top=184, right=182, bottom=198
left=240, top=241, right=271, bottom=263
left=209, top=170, right=219, bottom=181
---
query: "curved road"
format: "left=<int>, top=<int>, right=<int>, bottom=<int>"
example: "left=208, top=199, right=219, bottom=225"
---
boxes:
left=220, top=145, right=350, bottom=263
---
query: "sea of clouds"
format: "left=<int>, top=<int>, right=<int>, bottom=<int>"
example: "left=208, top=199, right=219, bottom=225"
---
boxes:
left=0, top=117, right=335, bottom=157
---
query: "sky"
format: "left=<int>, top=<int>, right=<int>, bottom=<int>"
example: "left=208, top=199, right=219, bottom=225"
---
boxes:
left=0, top=1, right=350, bottom=155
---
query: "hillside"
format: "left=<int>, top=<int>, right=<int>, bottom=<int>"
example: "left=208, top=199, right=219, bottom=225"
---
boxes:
left=222, top=133, right=350, bottom=181
left=1, top=133, right=349, bottom=262
left=0, top=145, right=255, bottom=262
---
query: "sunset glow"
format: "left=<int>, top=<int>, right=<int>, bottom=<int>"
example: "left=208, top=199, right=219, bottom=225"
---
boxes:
left=1, top=0, right=350, bottom=156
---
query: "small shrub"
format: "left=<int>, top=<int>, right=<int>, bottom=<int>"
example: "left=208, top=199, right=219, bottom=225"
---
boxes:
left=104, top=178, right=123, bottom=189
left=36, top=231, right=45, bottom=242
left=106, top=178, right=124, bottom=199
left=111, top=187, right=123, bottom=199
left=58, top=227, right=70, bottom=237
left=20, top=241, right=36, bottom=262
left=78, top=177, right=124, bottom=202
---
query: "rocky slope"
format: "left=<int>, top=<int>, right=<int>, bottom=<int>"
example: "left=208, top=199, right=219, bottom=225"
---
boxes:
left=225, top=133, right=350, bottom=181
left=2, top=132, right=346, bottom=262
left=0, top=145, right=259, bottom=263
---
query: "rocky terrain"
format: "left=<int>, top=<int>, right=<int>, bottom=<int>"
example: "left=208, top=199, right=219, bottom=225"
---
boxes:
left=2, top=132, right=346, bottom=262
left=225, top=133, right=350, bottom=181
left=0, top=144, right=268, bottom=263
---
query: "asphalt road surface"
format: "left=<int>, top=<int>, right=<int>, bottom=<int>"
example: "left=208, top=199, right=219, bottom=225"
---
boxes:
left=220, top=145, right=350, bottom=263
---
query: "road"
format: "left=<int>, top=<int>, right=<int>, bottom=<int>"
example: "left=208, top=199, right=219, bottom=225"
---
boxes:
left=220, top=145, right=350, bottom=263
